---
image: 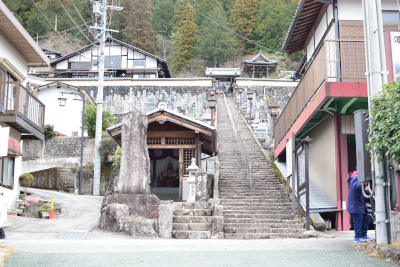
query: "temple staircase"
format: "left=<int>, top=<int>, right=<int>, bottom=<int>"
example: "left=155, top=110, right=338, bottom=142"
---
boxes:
left=216, top=95, right=308, bottom=239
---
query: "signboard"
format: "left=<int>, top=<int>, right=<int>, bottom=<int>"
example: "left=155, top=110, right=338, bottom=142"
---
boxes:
left=385, top=30, right=400, bottom=82
left=0, top=127, right=10, bottom=157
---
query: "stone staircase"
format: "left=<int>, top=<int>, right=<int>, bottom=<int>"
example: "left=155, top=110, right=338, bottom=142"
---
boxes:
left=216, top=95, right=307, bottom=239
left=58, top=167, right=76, bottom=193
left=172, top=202, right=212, bottom=239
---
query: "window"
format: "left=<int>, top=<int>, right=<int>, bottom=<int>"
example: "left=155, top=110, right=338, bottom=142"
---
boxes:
left=137, top=74, right=151, bottom=78
left=105, top=56, right=122, bottom=68
left=1, top=158, right=14, bottom=189
left=382, top=11, right=400, bottom=23
left=69, top=62, right=91, bottom=69
left=134, top=60, right=145, bottom=67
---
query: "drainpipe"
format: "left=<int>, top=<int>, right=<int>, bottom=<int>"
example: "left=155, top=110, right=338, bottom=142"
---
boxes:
left=334, top=112, right=343, bottom=231
left=334, top=0, right=341, bottom=81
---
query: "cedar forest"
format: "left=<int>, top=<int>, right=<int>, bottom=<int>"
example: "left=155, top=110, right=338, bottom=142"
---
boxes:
left=4, top=0, right=302, bottom=77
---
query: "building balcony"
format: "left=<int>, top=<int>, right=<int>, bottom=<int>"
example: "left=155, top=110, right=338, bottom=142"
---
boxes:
left=0, top=81, right=45, bottom=140
left=274, top=40, right=366, bottom=148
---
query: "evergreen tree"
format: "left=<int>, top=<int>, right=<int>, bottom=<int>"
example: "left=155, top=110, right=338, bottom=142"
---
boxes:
left=195, top=5, right=236, bottom=67
left=254, top=0, right=298, bottom=52
left=219, top=0, right=235, bottom=19
left=123, top=0, right=156, bottom=55
left=231, top=0, right=261, bottom=54
left=172, top=0, right=199, bottom=71
left=152, top=0, right=174, bottom=59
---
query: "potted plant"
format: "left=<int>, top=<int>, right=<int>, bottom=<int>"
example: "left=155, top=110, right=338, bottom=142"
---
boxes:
left=19, top=173, right=34, bottom=196
left=37, top=203, right=51, bottom=218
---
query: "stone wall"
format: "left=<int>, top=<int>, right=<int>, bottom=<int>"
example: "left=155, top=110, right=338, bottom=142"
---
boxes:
left=78, top=163, right=112, bottom=195
left=30, top=168, right=64, bottom=191
left=44, top=137, right=95, bottom=163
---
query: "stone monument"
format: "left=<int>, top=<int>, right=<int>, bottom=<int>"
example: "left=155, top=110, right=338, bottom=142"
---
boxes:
left=99, top=108, right=173, bottom=238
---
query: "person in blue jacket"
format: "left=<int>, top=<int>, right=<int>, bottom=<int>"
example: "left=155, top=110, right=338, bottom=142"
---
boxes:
left=347, top=167, right=374, bottom=243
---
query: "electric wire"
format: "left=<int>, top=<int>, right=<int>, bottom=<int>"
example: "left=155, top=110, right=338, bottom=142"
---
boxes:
left=57, top=0, right=94, bottom=44
left=29, top=0, right=93, bottom=62
left=70, top=0, right=97, bottom=39
left=176, top=0, right=281, bottom=54
left=36, top=22, right=91, bottom=39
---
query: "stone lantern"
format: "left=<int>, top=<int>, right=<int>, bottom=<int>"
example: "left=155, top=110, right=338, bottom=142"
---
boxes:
left=209, top=98, right=216, bottom=126
left=238, top=87, right=243, bottom=109
left=186, top=158, right=198, bottom=203
left=248, top=91, right=254, bottom=120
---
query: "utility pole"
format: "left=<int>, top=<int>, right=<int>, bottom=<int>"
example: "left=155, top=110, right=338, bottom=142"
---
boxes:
left=91, top=1, right=122, bottom=196
left=363, top=0, right=389, bottom=245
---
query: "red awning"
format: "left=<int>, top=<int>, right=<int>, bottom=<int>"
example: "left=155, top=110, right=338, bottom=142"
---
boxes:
left=8, top=136, right=21, bottom=155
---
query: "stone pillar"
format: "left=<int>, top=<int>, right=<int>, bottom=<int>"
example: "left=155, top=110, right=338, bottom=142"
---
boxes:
left=195, top=169, right=207, bottom=202
left=158, top=200, right=174, bottom=238
left=186, top=158, right=198, bottom=203
left=118, top=108, right=150, bottom=194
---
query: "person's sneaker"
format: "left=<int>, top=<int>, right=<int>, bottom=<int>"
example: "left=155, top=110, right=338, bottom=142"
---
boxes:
left=364, top=236, right=374, bottom=241
left=354, top=237, right=366, bottom=243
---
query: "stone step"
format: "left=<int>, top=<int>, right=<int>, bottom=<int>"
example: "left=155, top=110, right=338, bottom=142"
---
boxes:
left=224, top=223, right=304, bottom=229
left=173, top=223, right=211, bottom=231
left=173, top=209, right=212, bottom=216
left=223, top=233, right=309, bottom=239
left=173, top=216, right=213, bottom=224
left=223, top=214, right=296, bottom=220
left=172, top=230, right=210, bottom=239
left=173, top=202, right=210, bottom=210
left=223, top=205, right=294, bottom=211
left=223, top=227, right=300, bottom=234
left=224, top=218, right=301, bottom=224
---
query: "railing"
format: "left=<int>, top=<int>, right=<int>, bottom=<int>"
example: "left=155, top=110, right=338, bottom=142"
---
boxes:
left=274, top=40, right=366, bottom=147
left=4, top=81, right=45, bottom=131
left=223, top=95, right=252, bottom=187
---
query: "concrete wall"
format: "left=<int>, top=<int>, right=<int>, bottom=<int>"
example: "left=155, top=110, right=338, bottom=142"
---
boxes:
left=307, top=115, right=337, bottom=205
left=22, top=140, right=44, bottom=160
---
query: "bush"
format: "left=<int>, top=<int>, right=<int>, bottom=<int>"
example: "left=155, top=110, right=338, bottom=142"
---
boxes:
left=100, top=132, right=118, bottom=162
left=84, top=104, right=118, bottom=137
left=19, top=173, right=34, bottom=187
left=112, top=146, right=121, bottom=173
left=367, top=77, right=400, bottom=163
left=37, top=203, right=51, bottom=214
left=44, top=124, right=55, bottom=139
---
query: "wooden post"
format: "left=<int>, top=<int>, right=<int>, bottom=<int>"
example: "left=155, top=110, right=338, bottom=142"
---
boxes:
left=195, top=132, right=200, bottom=167
left=179, top=148, right=183, bottom=202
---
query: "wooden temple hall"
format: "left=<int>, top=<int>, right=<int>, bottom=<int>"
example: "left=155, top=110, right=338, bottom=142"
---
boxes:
left=107, top=108, right=217, bottom=201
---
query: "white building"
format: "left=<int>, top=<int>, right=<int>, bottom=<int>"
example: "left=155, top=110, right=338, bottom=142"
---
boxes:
left=0, top=0, right=49, bottom=214
left=31, top=36, right=171, bottom=79
left=33, top=82, right=95, bottom=136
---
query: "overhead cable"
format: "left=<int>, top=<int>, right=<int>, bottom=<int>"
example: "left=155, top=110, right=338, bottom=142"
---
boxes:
left=176, top=0, right=282, bottom=54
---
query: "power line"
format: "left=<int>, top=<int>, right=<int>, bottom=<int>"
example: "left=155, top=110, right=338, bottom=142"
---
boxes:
left=57, top=0, right=94, bottom=44
left=39, top=33, right=95, bottom=46
left=176, top=0, right=282, bottom=54
left=29, top=0, right=93, bottom=61
left=70, top=0, right=97, bottom=39
left=37, top=22, right=91, bottom=39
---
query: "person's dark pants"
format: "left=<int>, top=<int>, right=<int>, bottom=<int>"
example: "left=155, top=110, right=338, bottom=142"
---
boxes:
left=0, top=227, right=5, bottom=239
left=351, top=212, right=369, bottom=238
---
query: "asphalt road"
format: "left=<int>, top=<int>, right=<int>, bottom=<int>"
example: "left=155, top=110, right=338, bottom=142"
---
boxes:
left=0, top=189, right=395, bottom=267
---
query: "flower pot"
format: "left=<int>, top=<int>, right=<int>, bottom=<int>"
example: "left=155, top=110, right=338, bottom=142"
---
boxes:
left=7, top=211, right=17, bottom=216
left=41, top=212, right=49, bottom=219
left=21, top=213, right=28, bottom=217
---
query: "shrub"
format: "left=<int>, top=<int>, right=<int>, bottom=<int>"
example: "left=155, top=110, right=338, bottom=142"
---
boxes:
left=19, top=173, right=34, bottom=187
left=112, top=146, right=121, bottom=173
left=37, top=203, right=51, bottom=214
left=100, top=132, right=118, bottom=162
left=44, top=124, right=55, bottom=139
left=84, top=104, right=118, bottom=137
